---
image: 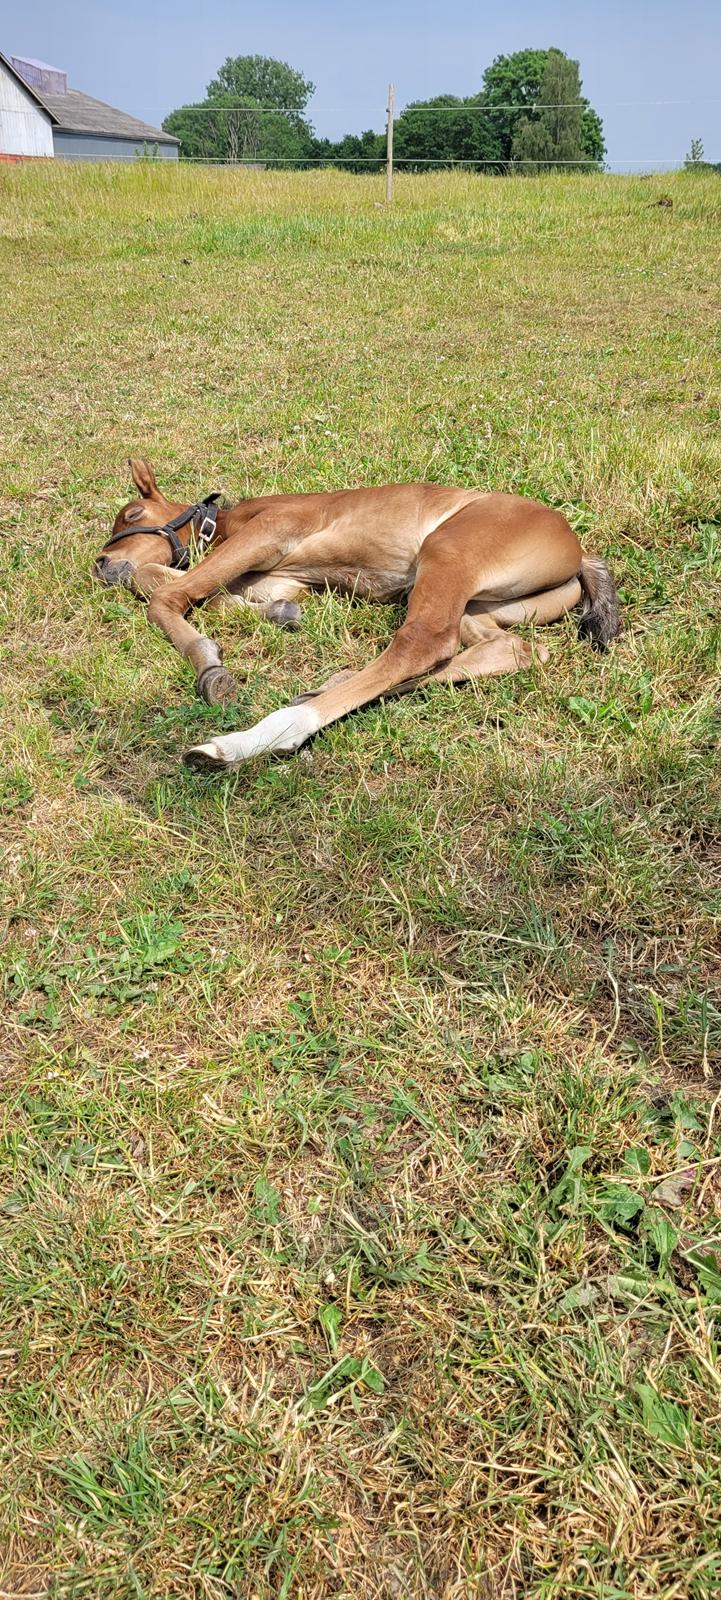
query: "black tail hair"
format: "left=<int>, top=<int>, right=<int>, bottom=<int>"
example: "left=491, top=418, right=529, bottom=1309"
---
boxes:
left=578, top=556, right=621, bottom=651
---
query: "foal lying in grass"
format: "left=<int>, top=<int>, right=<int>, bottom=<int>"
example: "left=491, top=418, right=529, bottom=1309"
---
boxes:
left=96, top=458, right=620, bottom=768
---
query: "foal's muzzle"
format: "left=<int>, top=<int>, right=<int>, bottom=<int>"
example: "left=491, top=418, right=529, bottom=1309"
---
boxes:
left=94, top=554, right=135, bottom=587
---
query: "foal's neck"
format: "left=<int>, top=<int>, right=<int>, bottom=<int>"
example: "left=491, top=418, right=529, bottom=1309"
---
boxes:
left=212, top=497, right=267, bottom=543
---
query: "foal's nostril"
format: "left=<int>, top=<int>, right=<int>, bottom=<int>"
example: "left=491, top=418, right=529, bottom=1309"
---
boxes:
left=94, top=556, right=133, bottom=587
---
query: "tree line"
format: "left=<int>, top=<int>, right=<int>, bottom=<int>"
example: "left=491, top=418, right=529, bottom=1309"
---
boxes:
left=163, top=49, right=606, bottom=172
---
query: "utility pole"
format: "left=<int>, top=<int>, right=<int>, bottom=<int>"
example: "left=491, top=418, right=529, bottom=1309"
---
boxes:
left=386, top=83, right=395, bottom=202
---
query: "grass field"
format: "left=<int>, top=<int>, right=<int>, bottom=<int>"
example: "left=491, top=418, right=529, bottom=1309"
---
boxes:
left=1, top=162, right=721, bottom=1599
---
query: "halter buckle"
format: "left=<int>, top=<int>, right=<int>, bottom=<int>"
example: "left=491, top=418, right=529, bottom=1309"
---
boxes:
left=195, top=510, right=217, bottom=546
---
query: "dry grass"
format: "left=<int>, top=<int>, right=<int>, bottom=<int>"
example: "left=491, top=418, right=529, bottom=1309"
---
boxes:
left=1, top=162, right=720, bottom=1598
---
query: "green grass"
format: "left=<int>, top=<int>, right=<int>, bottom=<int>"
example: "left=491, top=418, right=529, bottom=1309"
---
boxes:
left=1, top=162, right=721, bottom=1599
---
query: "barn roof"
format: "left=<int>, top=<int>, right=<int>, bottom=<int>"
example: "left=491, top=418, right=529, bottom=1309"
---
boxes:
left=1, top=52, right=179, bottom=144
left=40, top=88, right=179, bottom=145
left=0, top=51, right=58, bottom=122
left=41, top=88, right=180, bottom=144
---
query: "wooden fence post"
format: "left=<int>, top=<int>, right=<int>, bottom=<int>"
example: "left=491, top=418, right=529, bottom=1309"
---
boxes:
left=386, top=83, right=395, bottom=202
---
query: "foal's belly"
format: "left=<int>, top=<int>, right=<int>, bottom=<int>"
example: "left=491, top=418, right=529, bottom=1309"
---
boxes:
left=280, top=524, right=420, bottom=603
left=301, top=565, right=413, bottom=602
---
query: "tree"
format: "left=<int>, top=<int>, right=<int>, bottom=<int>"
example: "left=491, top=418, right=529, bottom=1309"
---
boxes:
left=163, top=55, right=315, bottom=164
left=476, top=48, right=604, bottom=169
left=165, top=96, right=313, bottom=163
left=393, top=94, right=500, bottom=170
left=207, top=56, right=314, bottom=111
left=311, top=129, right=384, bottom=172
left=512, top=49, right=588, bottom=171
left=683, top=138, right=721, bottom=174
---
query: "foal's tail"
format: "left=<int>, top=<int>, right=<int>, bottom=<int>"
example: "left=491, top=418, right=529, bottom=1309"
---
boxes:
left=577, top=555, right=621, bottom=651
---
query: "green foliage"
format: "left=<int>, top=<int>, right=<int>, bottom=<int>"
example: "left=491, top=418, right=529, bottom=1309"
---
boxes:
left=302, top=1355, right=385, bottom=1413
left=394, top=94, right=500, bottom=171
left=481, top=47, right=605, bottom=169
left=311, top=128, right=384, bottom=172
left=684, top=137, right=721, bottom=174
left=207, top=54, right=315, bottom=111
left=162, top=45, right=605, bottom=173
left=475, top=46, right=549, bottom=159
left=318, top=1302, right=343, bottom=1352
left=163, top=54, right=316, bottom=163
left=637, top=1384, right=690, bottom=1448
left=381, top=49, right=604, bottom=175
left=513, top=49, right=589, bottom=171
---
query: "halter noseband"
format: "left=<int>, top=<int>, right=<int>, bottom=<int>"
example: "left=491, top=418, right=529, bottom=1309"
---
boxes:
left=102, top=493, right=222, bottom=570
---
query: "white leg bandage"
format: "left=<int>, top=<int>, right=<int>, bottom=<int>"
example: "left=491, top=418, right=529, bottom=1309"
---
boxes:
left=184, top=703, right=321, bottom=769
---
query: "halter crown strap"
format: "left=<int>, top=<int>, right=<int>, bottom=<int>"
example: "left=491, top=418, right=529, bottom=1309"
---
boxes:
left=103, top=493, right=221, bottom=570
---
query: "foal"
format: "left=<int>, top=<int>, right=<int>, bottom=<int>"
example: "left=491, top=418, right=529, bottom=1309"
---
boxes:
left=96, top=459, right=620, bottom=769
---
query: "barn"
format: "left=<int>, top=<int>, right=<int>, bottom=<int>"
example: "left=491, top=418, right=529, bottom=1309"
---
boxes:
left=0, top=52, right=179, bottom=161
left=0, top=52, right=54, bottom=157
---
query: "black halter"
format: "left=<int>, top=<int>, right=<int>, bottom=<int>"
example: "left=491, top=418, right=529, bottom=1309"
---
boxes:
left=102, top=493, right=222, bottom=570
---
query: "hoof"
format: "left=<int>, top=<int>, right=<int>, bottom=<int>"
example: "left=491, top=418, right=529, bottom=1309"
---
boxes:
left=183, top=741, right=230, bottom=772
left=265, top=600, right=302, bottom=631
left=197, top=666, right=240, bottom=707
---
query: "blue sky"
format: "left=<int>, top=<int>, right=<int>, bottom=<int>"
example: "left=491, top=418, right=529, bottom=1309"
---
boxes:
left=9, top=0, right=721, bottom=167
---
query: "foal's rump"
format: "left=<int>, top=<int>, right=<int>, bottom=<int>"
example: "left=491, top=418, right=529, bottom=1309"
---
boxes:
left=421, top=494, right=620, bottom=650
left=414, top=493, right=583, bottom=614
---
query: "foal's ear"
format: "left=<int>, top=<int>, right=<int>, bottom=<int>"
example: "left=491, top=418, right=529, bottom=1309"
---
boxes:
left=128, top=457, right=160, bottom=499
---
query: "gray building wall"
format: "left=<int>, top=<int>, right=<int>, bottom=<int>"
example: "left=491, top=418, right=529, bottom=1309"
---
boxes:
left=53, top=130, right=179, bottom=161
left=0, top=59, right=54, bottom=156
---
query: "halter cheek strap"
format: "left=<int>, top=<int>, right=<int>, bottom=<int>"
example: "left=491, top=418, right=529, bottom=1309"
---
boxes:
left=102, top=493, right=222, bottom=570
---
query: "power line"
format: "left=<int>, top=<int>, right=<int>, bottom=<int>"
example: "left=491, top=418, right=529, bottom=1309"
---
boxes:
left=50, top=153, right=714, bottom=166
left=114, top=98, right=721, bottom=114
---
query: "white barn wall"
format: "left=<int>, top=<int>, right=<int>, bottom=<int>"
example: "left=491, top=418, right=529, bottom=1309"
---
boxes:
left=0, top=60, right=53, bottom=156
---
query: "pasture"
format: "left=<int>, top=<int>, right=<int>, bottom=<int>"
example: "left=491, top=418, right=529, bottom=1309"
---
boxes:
left=1, top=163, right=720, bottom=1598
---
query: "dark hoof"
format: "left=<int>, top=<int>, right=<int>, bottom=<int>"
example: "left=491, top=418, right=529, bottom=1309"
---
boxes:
left=266, top=600, right=302, bottom=631
left=197, top=666, right=240, bottom=707
left=183, top=741, right=229, bottom=772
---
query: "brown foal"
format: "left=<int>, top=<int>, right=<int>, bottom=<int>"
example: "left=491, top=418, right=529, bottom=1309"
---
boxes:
left=96, top=458, right=620, bottom=769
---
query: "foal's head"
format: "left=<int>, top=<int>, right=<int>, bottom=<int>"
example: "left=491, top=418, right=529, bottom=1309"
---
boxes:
left=95, top=459, right=192, bottom=586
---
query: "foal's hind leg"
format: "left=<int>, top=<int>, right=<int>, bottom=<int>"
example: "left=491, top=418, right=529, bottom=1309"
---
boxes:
left=470, top=575, right=582, bottom=632
left=388, top=619, right=541, bottom=694
left=291, top=668, right=357, bottom=705
left=426, top=578, right=583, bottom=684
left=432, top=625, right=540, bottom=683
left=206, top=574, right=308, bottom=631
left=293, top=578, right=581, bottom=705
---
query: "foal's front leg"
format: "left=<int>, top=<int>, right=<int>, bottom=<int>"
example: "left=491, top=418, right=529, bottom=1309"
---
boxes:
left=206, top=573, right=308, bottom=632
left=130, top=562, right=180, bottom=599
left=146, top=511, right=310, bottom=705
